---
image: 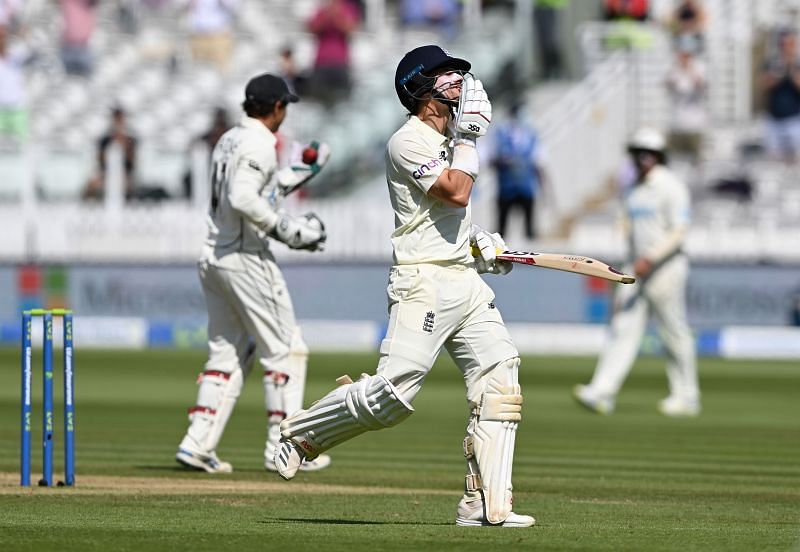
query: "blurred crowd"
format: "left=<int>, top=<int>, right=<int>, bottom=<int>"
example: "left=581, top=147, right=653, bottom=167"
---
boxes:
left=0, top=0, right=798, bottom=226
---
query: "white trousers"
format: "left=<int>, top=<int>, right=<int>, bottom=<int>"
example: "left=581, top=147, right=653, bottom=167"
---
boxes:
left=377, top=264, right=519, bottom=408
left=589, top=255, right=699, bottom=401
left=200, top=252, right=296, bottom=375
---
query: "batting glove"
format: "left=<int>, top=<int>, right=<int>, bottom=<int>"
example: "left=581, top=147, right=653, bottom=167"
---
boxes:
left=276, top=141, right=331, bottom=196
left=271, top=210, right=327, bottom=252
left=454, top=75, right=492, bottom=140
left=470, top=224, right=512, bottom=275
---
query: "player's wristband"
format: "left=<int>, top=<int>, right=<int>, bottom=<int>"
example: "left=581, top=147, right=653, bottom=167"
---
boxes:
left=451, top=142, right=479, bottom=181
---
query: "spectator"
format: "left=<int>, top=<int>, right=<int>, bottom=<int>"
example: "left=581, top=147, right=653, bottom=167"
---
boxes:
left=489, top=102, right=546, bottom=240
left=278, top=46, right=308, bottom=96
left=182, top=106, right=231, bottom=199
left=84, top=107, right=138, bottom=200
left=307, top=0, right=360, bottom=106
left=534, top=0, right=569, bottom=81
left=180, top=0, right=240, bottom=74
left=602, top=0, right=653, bottom=51
left=0, top=0, right=22, bottom=28
left=760, top=29, right=800, bottom=161
left=0, top=24, right=28, bottom=144
left=116, top=0, right=139, bottom=35
left=59, top=0, right=97, bottom=77
left=791, top=288, right=800, bottom=326
left=400, top=0, right=460, bottom=41
left=668, top=0, right=707, bottom=52
left=603, top=0, right=649, bottom=22
left=665, top=35, right=707, bottom=162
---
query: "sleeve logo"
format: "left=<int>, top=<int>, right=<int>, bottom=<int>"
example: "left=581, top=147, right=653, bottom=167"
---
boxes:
left=412, top=158, right=444, bottom=180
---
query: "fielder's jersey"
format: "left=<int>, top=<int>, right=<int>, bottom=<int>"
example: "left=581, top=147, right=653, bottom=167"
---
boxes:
left=202, top=116, right=282, bottom=267
left=385, top=116, right=472, bottom=265
left=625, top=165, right=691, bottom=261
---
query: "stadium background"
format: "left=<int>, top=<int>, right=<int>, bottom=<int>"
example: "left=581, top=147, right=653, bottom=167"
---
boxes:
left=1, top=0, right=799, bottom=358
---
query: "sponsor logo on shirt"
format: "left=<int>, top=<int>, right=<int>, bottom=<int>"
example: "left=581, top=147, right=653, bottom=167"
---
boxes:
left=413, top=158, right=444, bottom=180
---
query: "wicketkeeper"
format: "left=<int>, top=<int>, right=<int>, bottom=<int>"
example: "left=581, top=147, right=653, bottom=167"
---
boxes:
left=176, top=73, right=332, bottom=473
left=273, top=45, right=535, bottom=528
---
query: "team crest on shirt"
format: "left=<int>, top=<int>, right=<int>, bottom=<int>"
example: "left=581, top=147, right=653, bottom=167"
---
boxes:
left=422, top=311, right=436, bottom=333
left=413, top=158, right=444, bottom=180
left=438, top=150, right=447, bottom=161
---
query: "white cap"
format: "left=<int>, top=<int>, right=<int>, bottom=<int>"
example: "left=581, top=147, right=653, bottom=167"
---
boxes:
left=627, top=128, right=666, bottom=153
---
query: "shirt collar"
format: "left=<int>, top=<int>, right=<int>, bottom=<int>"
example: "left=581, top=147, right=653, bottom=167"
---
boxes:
left=239, top=115, right=277, bottom=146
left=408, top=116, right=449, bottom=146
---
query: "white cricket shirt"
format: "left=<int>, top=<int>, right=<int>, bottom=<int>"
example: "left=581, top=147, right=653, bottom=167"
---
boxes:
left=385, top=116, right=472, bottom=265
left=625, top=165, right=691, bottom=261
left=202, top=116, right=282, bottom=267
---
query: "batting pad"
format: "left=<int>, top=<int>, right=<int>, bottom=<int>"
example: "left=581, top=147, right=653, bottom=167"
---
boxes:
left=184, top=366, right=244, bottom=453
left=464, top=357, right=522, bottom=524
left=279, top=374, right=414, bottom=459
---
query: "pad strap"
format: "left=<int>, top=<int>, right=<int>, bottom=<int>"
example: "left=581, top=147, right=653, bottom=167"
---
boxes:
left=184, top=366, right=244, bottom=453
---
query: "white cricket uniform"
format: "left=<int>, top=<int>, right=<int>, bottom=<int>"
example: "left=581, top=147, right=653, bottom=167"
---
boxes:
left=179, top=116, right=307, bottom=458
left=589, top=165, right=699, bottom=402
left=277, top=115, right=526, bottom=522
left=378, top=116, right=518, bottom=407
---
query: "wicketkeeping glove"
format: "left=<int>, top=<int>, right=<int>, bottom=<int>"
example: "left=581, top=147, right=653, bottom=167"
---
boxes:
left=271, top=210, right=327, bottom=251
left=276, top=141, right=331, bottom=196
left=454, top=75, right=492, bottom=140
left=469, top=224, right=512, bottom=275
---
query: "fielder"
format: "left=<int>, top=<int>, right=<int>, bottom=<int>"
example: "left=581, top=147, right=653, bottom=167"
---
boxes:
left=273, top=45, right=535, bottom=528
left=574, top=128, right=700, bottom=416
left=176, top=73, right=332, bottom=473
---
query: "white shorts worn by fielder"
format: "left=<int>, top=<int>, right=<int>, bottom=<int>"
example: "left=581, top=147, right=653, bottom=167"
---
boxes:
left=278, top=263, right=530, bottom=525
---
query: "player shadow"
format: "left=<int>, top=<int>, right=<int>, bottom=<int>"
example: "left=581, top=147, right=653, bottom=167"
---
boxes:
left=262, top=518, right=451, bottom=526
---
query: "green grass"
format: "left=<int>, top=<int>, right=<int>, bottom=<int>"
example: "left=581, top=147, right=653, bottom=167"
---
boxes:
left=0, top=348, right=799, bottom=551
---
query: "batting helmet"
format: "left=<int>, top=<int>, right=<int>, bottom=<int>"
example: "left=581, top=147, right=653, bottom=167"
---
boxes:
left=394, top=45, right=471, bottom=113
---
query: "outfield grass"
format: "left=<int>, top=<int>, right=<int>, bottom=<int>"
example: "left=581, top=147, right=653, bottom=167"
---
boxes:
left=0, top=348, right=798, bottom=551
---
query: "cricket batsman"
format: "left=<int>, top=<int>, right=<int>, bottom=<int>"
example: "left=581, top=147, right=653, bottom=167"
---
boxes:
left=176, top=73, right=332, bottom=473
left=273, top=45, right=535, bottom=528
left=573, top=128, right=700, bottom=416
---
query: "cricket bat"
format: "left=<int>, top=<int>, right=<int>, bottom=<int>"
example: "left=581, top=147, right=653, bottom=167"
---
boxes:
left=472, top=247, right=636, bottom=284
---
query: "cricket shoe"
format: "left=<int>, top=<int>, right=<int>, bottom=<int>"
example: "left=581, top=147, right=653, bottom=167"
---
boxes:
left=572, top=384, right=615, bottom=415
left=273, top=440, right=306, bottom=480
left=175, top=448, right=233, bottom=473
left=658, top=396, right=701, bottom=417
left=265, top=453, right=332, bottom=473
left=455, top=498, right=535, bottom=528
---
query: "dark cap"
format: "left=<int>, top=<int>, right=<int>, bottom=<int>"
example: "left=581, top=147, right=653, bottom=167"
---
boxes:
left=395, top=45, right=471, bottom=112
left=244, top=73, right=299, bottom=106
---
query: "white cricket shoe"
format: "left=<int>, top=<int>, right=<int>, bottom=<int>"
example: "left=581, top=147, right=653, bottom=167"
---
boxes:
left=175, top=448, right=233, bottom=473
left=265, top=453, right=331, bottom=473
left=273, top=441, right=305, bottom=480
left=658, top=396, right=701, bottom=417
left=572, top=384, right=615, bottom=415
left=455, top=498, right=535, bottom=528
